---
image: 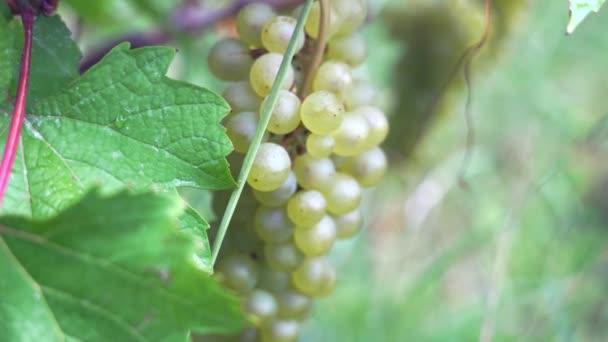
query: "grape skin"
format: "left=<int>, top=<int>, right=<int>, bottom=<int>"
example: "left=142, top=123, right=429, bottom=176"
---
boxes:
left=286, top=190, right=327, bottom=227
left=248, top=143, right=291, bottom=192
left=294, top=215, right=337, bottom=257
left=236, top=3, right=276, bottom=48
left=208, top=39, right=253, bottom=81
left=300, top=91, right=345, bottom=135
left=250, top=53, right=295, bottom=97
left=262, top=15, right=305, bottom=54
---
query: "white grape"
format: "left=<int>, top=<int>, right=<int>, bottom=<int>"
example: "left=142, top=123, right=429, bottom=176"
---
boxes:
left=262, top=15, right=304, bottom=54
left=247, top=142, right=291, bottom=192
left=300, top=91, right=344, bottom=135
left=261, top=90, right=301, bottom=134
left=322, top=173, right=361, bottom=215
left=357, top=106, right=389, bottom=148
left=327, top=32, right=367, bottom=67
left=334, top=209, right=362, bottom=239
left=294, top=215, right=337, bottom=257
left=286, top=190, right=326, bottom=226
left=293, top=154, right=336, bottom=190
left=236, top=2, right=276, bottom=48
left=208, top=38, right=253, bottom=81
left=223, top=81, right=263, bottom=114
left=254, top=206, right=294, bottom=243
left=225, top=111, right=258, bottom=154
left=342, top=147, right=387, bottom=187
left=306, top=134, right=334, bottom=158
left=312, top=60, right=352, bottom=94
left=253, top=171, right=297, bottom=207
left=250, top=53, right=295, bottom=97
left=332, top=113, right=370, bottom=156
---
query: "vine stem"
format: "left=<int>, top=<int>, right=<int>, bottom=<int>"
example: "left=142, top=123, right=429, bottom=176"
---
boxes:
left=0, top=9, right=35, bottom=207
left=298, top=0, right=330, bottom=98
left=211, top=0, right=315, bottom=266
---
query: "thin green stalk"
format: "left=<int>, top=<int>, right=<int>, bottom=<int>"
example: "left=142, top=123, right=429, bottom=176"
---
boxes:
left=211, top=0, right=314, bottom=266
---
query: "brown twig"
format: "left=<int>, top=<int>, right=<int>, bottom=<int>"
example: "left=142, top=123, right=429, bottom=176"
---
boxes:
left=457, top=0, right=492, bottom=187
left=79, top=0, right=305, bottom=73
left=298, top=0, right=329, bottom=98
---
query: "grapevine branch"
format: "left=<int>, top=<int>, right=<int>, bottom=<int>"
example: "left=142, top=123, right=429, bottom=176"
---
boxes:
left=458, top=0, right=492, bottom=187
left=298, top=0, right=330, bottom=98
left=0, top=7, right=35, bottom=207
left=79, top=0, right=305, bottom=73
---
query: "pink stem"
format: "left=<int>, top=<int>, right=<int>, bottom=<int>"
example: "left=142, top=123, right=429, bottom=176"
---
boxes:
left=0, top=9, right=34, bottom=207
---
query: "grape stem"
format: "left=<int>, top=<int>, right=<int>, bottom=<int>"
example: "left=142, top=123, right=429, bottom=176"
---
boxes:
left=79, top=0, right=305, bottom=73
left=0, top=8, right=35, bottom=208
left=211, top=0, right=315, bottom=267
left=298, top=0, right=330, bottom=98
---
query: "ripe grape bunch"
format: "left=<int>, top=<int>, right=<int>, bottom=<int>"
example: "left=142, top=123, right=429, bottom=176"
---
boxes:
left=209, top=0, right=387, bottom=340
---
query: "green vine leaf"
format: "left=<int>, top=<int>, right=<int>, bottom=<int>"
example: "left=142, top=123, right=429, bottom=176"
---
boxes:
left=0, top=190, right=243, bottom=341
left=567, top=0, right=606, bottom=34
left=0, top=15, right=234, bottom=220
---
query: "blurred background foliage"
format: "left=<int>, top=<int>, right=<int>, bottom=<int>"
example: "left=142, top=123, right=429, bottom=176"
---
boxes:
left=59, top=0, right=608, bottom=340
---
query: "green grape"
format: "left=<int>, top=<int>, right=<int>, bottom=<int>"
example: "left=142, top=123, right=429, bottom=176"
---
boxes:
left=262, top=15, right=304, bottom=54
left=223, top=81, right=263, bottom=114
left=265, top=241, right=304, bottom=272
left=258, top=267, right=290, bottom=293
left=331, top=0, right=367, bottom=37
left=291, top=257, right=329, bottom=296
left=342, top=80, right=377, bottom=111
left=316, top=261, right=336, bottom=297
left=306, top=134, right=334, bottom=158
left=332, top=113, right=370, bottom=156
left=304, top=1, right=341, bottom=39
left=294, top=215, right=337, bottom=257
left=286, top=190, right=326, bottom=226
left=327, top=32, right=367, bottom=67
left=300, top=91, right=345, bottom=135
left=334, top=208, right=362, bottom=239
left=293, top=154, right=336, bottom=190
left=260, top=320, right=300, bottom=342
left=244, top=290, right=278, bottom=323
left=276, top=290, right=312, bottom=320
left=217, top=254, right=260, bottom=294
left=226, top=112, right=258, bottom=154
left=312, top=60, right=353, bottom=94
left=322, top=173, right=361, bottom=215
left=208, top=38, right=253, bottom=81
left=250, top=53, right=295, bottom=97
left=254, top=206, right=294, bottom=243
left=236, top=2, right=275, bottom=48
left=356, top=106, right=389, bottom=148
left=248, top=143, right=291, bottom=192
left=253, top=171, right=297, bottom=207
left=261, top=90, right=301, bottom=135
left=342, top=147, right=387, bottom=187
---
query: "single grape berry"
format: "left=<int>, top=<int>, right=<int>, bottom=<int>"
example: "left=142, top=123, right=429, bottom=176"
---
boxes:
left=248, top=142, right=291, bottom=192
left=262, top=89, right=301, bottom=134
left=208, top=39, right=253, bottom=81
left=286, top=190, right=327, bottom=227
left=262, top=15, right=305, bottom=54
left=294, top=215, right=337, bottom=257
left=236, top=2, right=276, bottom=48
left=254, top=206, right=294, bottom=244
left=250, top=53, right=295, bottom=97
left=253, top=171, right=297, bottom=207
left=300, top=91, right=345, bottom=135
left=223, top=81, right=263, bottom=114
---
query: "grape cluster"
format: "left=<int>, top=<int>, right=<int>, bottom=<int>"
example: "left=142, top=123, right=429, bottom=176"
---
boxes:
left=209, top=1, right=387, bottom=340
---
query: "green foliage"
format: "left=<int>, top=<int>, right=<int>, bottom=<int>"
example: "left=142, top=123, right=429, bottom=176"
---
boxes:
left=0, top=15, right=234, bottom=223
left=0, top=190, right=243, bottom=341
left=567, top=0, right=606, bottom=34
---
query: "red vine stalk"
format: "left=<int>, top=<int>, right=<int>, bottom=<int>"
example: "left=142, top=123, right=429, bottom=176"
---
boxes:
left=0, top=9, right=35, bottom=207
